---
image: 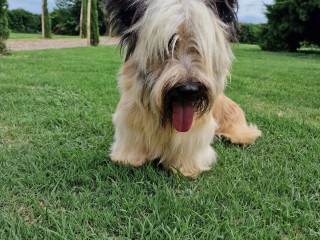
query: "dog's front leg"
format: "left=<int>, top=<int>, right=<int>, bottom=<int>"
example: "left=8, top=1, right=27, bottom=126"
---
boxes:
left=176, top=145, right=217, bottom=178
left=163, top=115, right=217, bottom=177
left=110, top=102, right=147, bottom=167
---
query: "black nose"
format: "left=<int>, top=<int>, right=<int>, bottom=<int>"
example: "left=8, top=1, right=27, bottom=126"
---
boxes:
left=170, top=84, right=199, bottom=99
left=175, top=85, right=199, bottom=94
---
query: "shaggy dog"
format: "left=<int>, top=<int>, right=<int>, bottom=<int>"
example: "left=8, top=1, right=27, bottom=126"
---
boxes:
left=107, top=0, right=261, bottom=177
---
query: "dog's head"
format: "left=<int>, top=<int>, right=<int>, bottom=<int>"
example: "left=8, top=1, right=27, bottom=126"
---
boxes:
left=107, top=0, right=238, bottom=132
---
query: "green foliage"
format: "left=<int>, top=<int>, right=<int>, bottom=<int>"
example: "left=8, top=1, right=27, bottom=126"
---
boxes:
left=0, top=0, right=9, bottom=54
left=0, top=0, right=9, bottom=39
left=81, top=0, right=87, bottom=38
left=90, top=0, right=100, bottom=46
left=43, top=0, right=51, bottom=38
left=260, top=0, right=320, bottom=52
left=8, top=9, right=41, bottom=33
left=51, top=0, right=81, bottom=35
left=52, top=0, right=107, bottom=36
left=0, top=41, right=9, bottom=55
left=237, top=23, right=262, bottom=44
left=98, top=0, right=109, bottom=36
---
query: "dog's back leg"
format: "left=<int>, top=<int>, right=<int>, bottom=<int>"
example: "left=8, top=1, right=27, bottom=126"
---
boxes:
left=212, top=94, right=261, bottom=146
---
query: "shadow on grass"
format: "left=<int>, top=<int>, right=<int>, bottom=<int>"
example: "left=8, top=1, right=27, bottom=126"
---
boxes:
left=101, top=157, right=176, bottom=183
left=298, top=49, right=320, bottom=55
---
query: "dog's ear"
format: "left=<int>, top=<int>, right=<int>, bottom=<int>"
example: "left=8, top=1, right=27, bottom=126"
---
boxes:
left=105, top=0, right=146, bottom=35
left=206, top=0, right=238, bottom=36
left=105, top=0, right=147, bottom=60
left=216, top=0, right=238, bottom=25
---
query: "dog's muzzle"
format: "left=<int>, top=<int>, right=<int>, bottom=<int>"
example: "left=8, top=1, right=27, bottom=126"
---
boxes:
left=163, top=82, right=210, bottom=132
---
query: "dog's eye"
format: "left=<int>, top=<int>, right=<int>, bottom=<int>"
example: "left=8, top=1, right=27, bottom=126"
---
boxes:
left=168, top=34, right=179, bottom=54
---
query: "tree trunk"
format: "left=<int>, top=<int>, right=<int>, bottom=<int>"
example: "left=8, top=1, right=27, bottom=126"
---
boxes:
left=87, top=0, right=91, bottom=46
left=109, top=16, right=112, bottom=37
left=79, top=0, right=83, bottom=38
left=42, top=0, right=45, bottom=39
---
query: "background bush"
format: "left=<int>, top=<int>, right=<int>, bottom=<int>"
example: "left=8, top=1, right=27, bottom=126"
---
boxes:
left=8, top=9, right=41, bottom=33
left=236, top=23, right=262, bottom=44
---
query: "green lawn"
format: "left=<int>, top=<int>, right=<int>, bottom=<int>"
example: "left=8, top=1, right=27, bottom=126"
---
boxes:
left=0, top=45, right=319, bottom=239
left=9, top=32, right=78, bottom=40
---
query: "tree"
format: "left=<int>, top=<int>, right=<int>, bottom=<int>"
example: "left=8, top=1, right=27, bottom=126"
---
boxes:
left=87, top=0, right=91, bottom=45
left=90, top=0, right=99, bottom=46
left=0, top=0, right=9, bottom=54
left=259, top=0, right=320, bottom=52
left=42, top=0, right=51, bottom=38
left=98, top=0, right=109, bottom=36
left=86, top=0, right=99, bottom=46
left=82, top=0, right=88, bottom=38
left=79, top=0, right=85, bottom=37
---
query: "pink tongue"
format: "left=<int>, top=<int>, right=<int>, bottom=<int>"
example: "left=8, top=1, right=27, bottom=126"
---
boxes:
left=172, top=101, right=194, bottom=132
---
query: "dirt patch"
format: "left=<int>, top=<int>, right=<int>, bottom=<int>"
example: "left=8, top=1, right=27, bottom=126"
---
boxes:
left=6, top=37, right=119, bottom=51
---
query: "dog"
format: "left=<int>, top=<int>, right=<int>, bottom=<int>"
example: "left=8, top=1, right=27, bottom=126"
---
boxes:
left=106, top=0, right=261, bottom=177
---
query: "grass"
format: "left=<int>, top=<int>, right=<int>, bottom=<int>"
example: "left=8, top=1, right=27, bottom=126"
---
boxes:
left=8, top=32, right=79, bottom=40
left=0, top=44, right=319, bottom=239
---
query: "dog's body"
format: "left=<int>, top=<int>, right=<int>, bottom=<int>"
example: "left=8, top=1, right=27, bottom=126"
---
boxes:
left=107, top=0, right=261, bottom=177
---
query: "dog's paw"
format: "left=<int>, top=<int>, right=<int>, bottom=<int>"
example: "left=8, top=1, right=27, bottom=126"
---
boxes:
left=110, top=152, right=147, bottom=167
left=166, top=147, right=216, bottom=178
left=219, top=124, right=262, bottom=147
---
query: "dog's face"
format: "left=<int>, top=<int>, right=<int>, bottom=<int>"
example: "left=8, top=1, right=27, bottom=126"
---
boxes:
left=107, top=0, right=238, bottom=132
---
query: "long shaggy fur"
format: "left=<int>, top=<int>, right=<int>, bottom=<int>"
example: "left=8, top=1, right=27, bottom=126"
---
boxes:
left=107, top=0, right=261, bottom=177
left=213, top=94, right=262, bottom=146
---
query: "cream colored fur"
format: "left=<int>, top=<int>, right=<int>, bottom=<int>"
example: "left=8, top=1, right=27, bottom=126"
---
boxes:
left=111, top=61, right=218, bottom=177
left=213, top=94, right=262, bottom=146
left=110, top=0, right=261, bottom=177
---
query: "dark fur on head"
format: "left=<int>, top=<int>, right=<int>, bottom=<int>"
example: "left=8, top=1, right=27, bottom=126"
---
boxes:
left=205, top=0, right=238, bottom=25
left=105, top=0, right=147, bottom=60
left=105, top=0, right=238, bottom=60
